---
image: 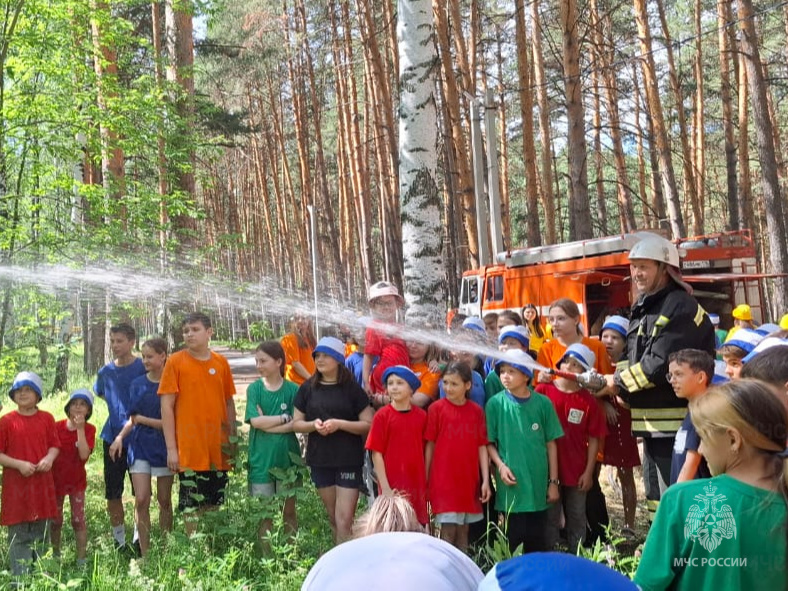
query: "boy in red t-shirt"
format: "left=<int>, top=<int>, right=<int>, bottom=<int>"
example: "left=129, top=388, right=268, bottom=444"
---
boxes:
left=52, top=389, right=96, bottom=566
left=365, top=366, right=428, bottom=525
left=0, top=372, right=61, bottom=575
left=535, top=344, right=606, bottom=551
left=363, top=282, right=410, bottom=396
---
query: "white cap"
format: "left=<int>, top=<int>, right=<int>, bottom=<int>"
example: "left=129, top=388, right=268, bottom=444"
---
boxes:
left=709, top=314, right=720, bottom=326
left=755, top=323, right=781, bottom=337
left=601, top=315, right=629, bottom=338
left=742, top=337, right=788, bottom=363
left=724, top=329, right=764, bottom=354
left=461, top=316, right=486, bottom=333
left=10, top=371, right=43, bottom=400
left=498, top=326, right=530, bottom=348
left=558, top=343, right=596, bottom=371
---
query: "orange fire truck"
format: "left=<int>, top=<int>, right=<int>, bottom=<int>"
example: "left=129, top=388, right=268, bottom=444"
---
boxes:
left=456, top=230, right=776, bottom=333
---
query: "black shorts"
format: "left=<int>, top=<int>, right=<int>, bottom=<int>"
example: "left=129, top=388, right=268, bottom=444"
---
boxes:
left=310, top=466, right=362, bottom=489
left=178, top=470, right=229, bottom=511
left=103, top=441, right=133, bottom=501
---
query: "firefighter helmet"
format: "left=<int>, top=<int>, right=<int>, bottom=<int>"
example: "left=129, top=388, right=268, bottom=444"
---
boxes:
left=628, top=233, right=681, bottom=267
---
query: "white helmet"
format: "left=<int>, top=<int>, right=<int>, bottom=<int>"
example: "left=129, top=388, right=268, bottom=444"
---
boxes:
left=628, top=232, right=681, bottom=267
left=368, top=281, right=404, bottom=304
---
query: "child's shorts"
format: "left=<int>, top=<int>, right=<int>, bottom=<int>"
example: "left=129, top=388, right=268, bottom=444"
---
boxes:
left=54, top=492, right=86, bottom=531
left=249, top=479, right=301, bottom=498
left=129, top=459, right=174, bottom=478
left=309, top=466, right=361, bottom=489
left=435, top=512, right=483, bottom=525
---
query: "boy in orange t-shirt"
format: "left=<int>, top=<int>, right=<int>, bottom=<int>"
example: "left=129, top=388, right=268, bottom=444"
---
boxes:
left=159, top=312, right=237, bottom=534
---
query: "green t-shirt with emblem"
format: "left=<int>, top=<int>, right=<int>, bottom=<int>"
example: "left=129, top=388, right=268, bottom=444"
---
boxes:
left=635, top=474, right=786, bottom=591
left=485, top=389, right=563, bottom=513
left=245, top=379, right=301, bottom=484
left=484, top=371, right=504, bottom=404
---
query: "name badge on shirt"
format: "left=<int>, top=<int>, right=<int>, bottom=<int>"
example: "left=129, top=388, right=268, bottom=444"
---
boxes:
left=674, top=429, right=687, bottom=453
left=567, top=408, right=585, bottom=424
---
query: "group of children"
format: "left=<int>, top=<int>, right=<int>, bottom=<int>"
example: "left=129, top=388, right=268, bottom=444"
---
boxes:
left=2, top=288, right=787, bottom=580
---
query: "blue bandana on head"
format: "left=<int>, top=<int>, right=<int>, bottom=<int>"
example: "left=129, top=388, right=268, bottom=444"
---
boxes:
left=382, top=365, right=421, bottom=393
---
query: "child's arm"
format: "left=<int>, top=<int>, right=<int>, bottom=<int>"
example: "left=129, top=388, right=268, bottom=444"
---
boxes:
left=133, top=415, right=163, bottom=430
left=577, top=437, right=600, bottom=492
left=109, top=418, right=134, bottom=460
left=73, top=415, right=92, bottom=461
left=487, top=443, right=516, bottom=485
left=0, top=453, right=36, bottom=477
left=677, top=450, right=703, bottom=483
left=161, top=394, right=179, bottom=472
left=362, top=353, right=374, bottom=394
left=425, top=441, right=435, bottom=479
left=291, top=361, right=312, bottom=382
left=249, top=404, right=294, bottom=434
left=371, top=450, right=392, bottom=495
left=35, top=446, right=60, bottom=473
left=478, top=444, right=491, bottom=503
left=323, top=405, right=373, bottom=435
left=292, top=409, right=321, bottom=433
left=546, top=439, right=559, bottom=502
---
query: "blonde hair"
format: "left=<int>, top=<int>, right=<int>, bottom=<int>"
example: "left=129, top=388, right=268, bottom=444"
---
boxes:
left=352, top=492, right=423, bottom=538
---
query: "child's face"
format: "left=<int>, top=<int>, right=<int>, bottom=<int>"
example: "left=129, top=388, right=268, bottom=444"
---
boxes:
left=371, top=296, right=399, bottom=322
left=668, top=361, right=706, bottom=398
left=109, top=332, right=134, bottom=359
left=442, top=373, right=471, bottom=402
left=721, top=353, right=744, bottom=380
left=484, top=319, right=499, bottom=340
left=601, top=329, right=625, bottom=361
left=548, top=308, right=576, bottom=340
left=68, top=399, right=90, bottom=420
left=406, top=340, right=429, bottom=363
left=13, top=385, right=38, bottom=410
left=497, top=317, right=516, bottom=332
left=499, top=337, right=525, bottom=352
left=255, top=350, right=282, bottom=378
left=450, top=349, right=475, bottom=366
left=499, top=364, right=529, bottom=391
left=313, top=352, right=339, bottom=375
left=524, top=307, right=537, bottom=323
left=558, top=357, right=585, bottom=374
left=141, top=345, right=166, bottom=373
left=386, top=375, right=413, bottom=403
left=183, top=321, right=212, bottom=350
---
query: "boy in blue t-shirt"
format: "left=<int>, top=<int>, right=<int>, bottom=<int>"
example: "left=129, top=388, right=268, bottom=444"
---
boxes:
left=486, top=349, right=563, bottom=553
left=94, top=323, right=146, bottom=550
left=667, top=349, right=714, bottom=485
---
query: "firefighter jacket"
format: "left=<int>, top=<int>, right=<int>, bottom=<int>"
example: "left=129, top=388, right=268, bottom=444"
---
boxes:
left=615, top=282, right=716, bottom=438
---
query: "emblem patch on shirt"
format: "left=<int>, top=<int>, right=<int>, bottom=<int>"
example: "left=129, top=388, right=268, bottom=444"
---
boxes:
left=684, top=483, right=737, bottom=552
left=567, top=408, right=585, bottom=424
left=208, top=368, right=216, bottom=375
left=531, top=423, right=540, bottom=431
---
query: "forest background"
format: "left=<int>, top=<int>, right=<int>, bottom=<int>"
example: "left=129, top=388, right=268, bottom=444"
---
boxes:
left=1, top=0, right=788, bottom=387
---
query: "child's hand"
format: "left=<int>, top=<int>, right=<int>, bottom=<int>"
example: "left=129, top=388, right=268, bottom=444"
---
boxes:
left=321, top=419, right=339, bottom=434
left=314, top=418, right=326, bottom=435
left=108, top=437, right=124, bottom=461
left=167, top=448, right=180, bottom=472
left=428, top=360, right=441, bottom=373
left=36, top=456, right=54, bottom=473
left=18, top=461, right=36, bottom=477
left=603, top=401, right=618, bottom=426
left=72, top=414, right=86, bottom=430
left=547, top=482, right=560, bottom=503
left=480, top=480, right=491, bottom=503
left=577, top=472, right=593, bottom=492
left=537, top=371, right=553, bottom=384
left=498, top=464, right=517, bottom=486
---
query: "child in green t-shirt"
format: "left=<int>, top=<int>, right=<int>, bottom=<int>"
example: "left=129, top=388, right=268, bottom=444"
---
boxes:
left=635, top=379, right=788, bottom=591
left=246, top=341, right=301, bottom=545
left=486, top=349, right=563, bottom=553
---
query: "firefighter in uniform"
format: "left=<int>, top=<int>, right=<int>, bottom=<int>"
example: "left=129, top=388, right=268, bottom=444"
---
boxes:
left=604, top=233, right=715, bottom=522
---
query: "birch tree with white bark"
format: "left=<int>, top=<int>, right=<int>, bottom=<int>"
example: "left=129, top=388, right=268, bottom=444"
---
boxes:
left=398, top=0, right=444, bottom=325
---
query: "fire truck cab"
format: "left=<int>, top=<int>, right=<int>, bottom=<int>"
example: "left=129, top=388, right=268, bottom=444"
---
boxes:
left=458, top=230, right=774, bottom=334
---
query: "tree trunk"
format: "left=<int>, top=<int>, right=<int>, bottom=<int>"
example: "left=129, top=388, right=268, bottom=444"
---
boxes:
left=495, top=25, right=511, bottom=249
left=560, top=0, right=592, bottom=240
left=530, top=0, right=556, bottom=244
left=692, top=0, right=705, bottom=227
left=590, top=61, right=608, bottom=235
left=634, top=0, right=684, bottom=238
left=633, top=63, right=650, bottom=228
left=399, top=0, right=443, bottom=324
left=164, top=0, right=196, bottom=247
left=718, top=0, right=738, bottom=230
left=514, top=0, right=541, bottom=247
left=737, top=54, right=754, bottom=231
left=738, top=0, right=788, bottom=312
